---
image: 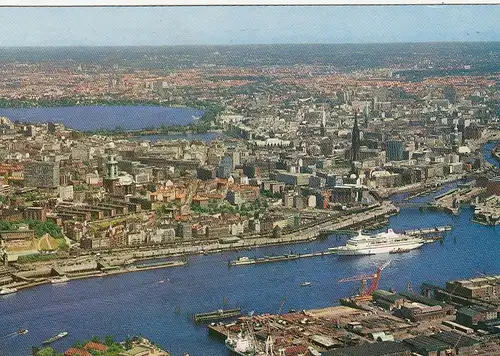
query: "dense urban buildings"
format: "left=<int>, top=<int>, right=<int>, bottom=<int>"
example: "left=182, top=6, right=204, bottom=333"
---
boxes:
left=0, top=42, right=499, bottom=355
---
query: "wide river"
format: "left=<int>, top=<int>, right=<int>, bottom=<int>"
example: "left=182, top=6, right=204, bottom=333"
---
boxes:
left=0, top=144, right=499, bottom=356
left=0, top=106, right=204, bottom=131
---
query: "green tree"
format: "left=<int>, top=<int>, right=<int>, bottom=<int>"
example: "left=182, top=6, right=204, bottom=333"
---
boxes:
left=36, top=348, right=57, bottom=356
left=73, top=341, right=84, bottom=348
left=124, top=337, right=133, bottom=350
left=104, top=335, right=114, bottom=347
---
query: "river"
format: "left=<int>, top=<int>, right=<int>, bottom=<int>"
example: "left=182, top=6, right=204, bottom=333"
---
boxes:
left=0, top=106, right=204, bottom=131
left=0, top=148, right=499, bottom=356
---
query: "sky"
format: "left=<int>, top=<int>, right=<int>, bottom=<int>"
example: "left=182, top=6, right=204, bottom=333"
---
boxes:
left=0, top=6, right=498, bottom=46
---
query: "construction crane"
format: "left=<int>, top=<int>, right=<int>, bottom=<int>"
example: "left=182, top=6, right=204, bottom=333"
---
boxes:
left=338, top=261, right=391, bottom=302
left=277, top=297, right=287, bottom=315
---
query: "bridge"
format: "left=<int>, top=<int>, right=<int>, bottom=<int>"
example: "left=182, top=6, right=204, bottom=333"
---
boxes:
left=394, top=202, right=430, bottom=209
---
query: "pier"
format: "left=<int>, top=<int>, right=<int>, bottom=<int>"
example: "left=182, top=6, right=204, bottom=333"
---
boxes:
left=229, top=250, right=337, bottom=267
left=320, top=225, right=452, bottom=238
left=404, top=225, right=452, bottom=236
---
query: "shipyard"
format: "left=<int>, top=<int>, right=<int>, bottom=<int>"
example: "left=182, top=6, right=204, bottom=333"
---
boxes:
left=206, top=273, right=500, bottom=356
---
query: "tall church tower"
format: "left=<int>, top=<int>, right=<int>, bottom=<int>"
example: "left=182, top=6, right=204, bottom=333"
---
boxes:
left=106, top=154, right=118, bottom=180
left=351, top=112, right=361, bottom=162
left=104, top=154, right=119, bottom=194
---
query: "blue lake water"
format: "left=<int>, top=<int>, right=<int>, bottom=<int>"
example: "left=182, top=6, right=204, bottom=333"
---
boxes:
left=0, top=106, right=204, bottom=131
left=0, top=145, right=499, bottom=356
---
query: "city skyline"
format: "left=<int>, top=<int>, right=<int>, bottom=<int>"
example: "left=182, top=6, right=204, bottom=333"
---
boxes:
left=0, top=5, right=498, bottom=47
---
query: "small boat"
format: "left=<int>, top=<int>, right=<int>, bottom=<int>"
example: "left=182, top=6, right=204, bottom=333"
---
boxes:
left=158, top=278, right=169, bottom=284
left=300, top=282, right=312, bottom=287
left=18, top=329, right=28, bottom=335
left=50, top=275, right=69, bottom=284
left=42, top=331, right=68, bottom=344
left=0, top=287, right=18, bottom=295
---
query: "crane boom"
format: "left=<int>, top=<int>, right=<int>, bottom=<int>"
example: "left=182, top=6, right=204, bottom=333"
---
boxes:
left=338, top=260, right=391, bottom=300
left=339, top=273, right=376, bottom=283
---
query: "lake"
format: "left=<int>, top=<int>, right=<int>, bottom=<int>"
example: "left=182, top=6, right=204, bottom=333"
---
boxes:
left=0, top=106, right=205, bottom=131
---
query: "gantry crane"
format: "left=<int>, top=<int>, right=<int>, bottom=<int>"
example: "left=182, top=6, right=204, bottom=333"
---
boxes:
left=338, top=261, right=391, bottom=302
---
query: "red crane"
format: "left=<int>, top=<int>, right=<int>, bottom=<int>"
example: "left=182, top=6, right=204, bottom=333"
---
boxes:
left=339, top=261, right=391, bottom=302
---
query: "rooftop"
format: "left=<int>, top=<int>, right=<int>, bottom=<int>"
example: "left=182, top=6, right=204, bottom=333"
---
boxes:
left=430, top=331, right=479, bottom=348
left=403, top=335, right=452, bottom=352
left=322, top=341, right=410, bottom=356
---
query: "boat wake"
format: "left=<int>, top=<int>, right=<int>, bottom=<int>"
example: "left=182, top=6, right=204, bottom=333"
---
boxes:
left=0, top=330, right=24, bottom=341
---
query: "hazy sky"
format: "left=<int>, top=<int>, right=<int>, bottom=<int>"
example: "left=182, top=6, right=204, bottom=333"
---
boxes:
left=0, top=6, right=498, bottom=46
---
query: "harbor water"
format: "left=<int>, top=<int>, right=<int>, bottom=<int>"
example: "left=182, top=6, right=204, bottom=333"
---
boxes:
left=0, top=147, right=499, bottom=355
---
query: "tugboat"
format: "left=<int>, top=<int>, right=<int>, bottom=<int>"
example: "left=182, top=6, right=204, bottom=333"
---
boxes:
left=0, top=287, right=18, bottom=295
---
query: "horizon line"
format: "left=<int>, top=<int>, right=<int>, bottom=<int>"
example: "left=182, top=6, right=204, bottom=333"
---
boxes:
left=1, top=40, right=499, bottom=48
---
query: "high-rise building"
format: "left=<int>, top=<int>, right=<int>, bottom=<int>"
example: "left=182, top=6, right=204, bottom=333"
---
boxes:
left=452, top=124, right=460, bottom=154
left=363, top=105, right=370, bottom=128
left=217, top=156, right=233, bottom=179
left=386, top=140, right=405, bottom=161
left=231, top=150, right=241, bottom=170
left=24, top=161, right=60, bottom=188
left=47, top=122, right=56, bottom=134
left=351, top=112, right=361, bottom=162
left=320, top=107, right=327, bottom=137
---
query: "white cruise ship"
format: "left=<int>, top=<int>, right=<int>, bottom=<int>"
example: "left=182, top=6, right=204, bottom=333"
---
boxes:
left=333, top=229, right=424, bottom=255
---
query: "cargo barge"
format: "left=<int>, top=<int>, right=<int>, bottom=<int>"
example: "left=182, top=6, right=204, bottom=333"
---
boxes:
left=194, top=308, right=242, bottom=323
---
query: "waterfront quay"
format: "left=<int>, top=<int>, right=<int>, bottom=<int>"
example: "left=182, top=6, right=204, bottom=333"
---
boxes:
left=0, top=202, right=399, bottom=294
left=8, top=258, right=187, bottom=293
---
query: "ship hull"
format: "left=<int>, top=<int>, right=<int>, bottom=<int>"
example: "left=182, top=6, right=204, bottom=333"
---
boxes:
left=335, top=242, right=423, bottom=256
left=194, top=308, right=241, bottom=322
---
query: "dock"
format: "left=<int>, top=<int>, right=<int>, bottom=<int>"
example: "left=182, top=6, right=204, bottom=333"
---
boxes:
left=430, top=186, right=486, bottom=215
left=229, top=250, right=336, bottom=267
left=404, top=225, right=452, bottom=236
left=321, top=225, right=452, bottom=238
